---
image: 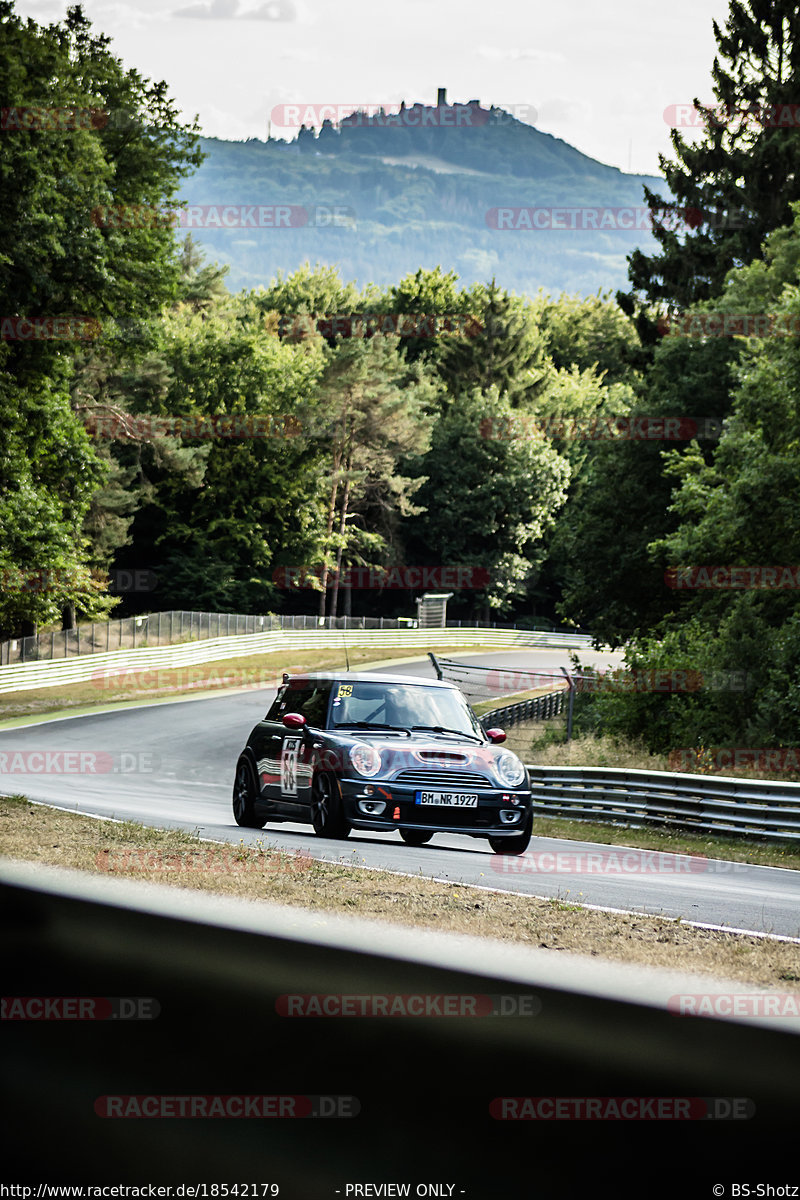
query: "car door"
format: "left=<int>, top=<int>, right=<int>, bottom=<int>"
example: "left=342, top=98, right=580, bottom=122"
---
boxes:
left=271, top=680, right=334, bottom=815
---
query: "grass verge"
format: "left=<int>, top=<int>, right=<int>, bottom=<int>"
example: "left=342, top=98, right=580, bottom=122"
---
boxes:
left=0, top=643, right=484, bottom=725
left=2, top=793, right=799, bottom=990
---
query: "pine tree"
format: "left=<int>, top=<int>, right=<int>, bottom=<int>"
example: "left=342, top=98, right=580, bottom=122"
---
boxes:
left=627, top=1, right=800, bottom=309
left=436, top=280, right=550, bottom=405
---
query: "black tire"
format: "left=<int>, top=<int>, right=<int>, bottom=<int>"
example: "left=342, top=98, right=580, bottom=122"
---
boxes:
left=399, top=829, right=434, bottom=847
left=311, top=771, right=351, bottom=839
left=488, top=813, right=532, bottom=855
left=232, top=757, right=267, bottom=829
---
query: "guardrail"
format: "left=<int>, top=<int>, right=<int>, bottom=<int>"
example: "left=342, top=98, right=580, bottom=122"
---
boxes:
left=480, top=689, right=567, bottom=729
left=3, top=859, right=799, bottom=1186
left=0, top=610, right=591, bottom=666
left=524, top=764, right=800, bottom=842
left=0, top=627, right=594, bottom=696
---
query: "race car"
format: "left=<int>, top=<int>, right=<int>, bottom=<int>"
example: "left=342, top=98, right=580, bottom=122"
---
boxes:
left=232, top=671, right=532, bottom=853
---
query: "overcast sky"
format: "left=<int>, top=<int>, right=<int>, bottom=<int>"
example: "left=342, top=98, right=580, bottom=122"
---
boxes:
left=15, top=0, right=732, bottom=175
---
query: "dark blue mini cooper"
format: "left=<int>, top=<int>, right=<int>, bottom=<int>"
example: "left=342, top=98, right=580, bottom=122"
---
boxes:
left=232, top=671, right=532, bottom=853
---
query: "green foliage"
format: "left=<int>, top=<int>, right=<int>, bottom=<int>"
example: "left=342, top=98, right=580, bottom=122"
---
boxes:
left=595, top=207, right=800, bottom=749
left=627, top=1, right=800, bottom=307
left=0, top=1, right=203, bottom=638
left=538, top=291, right=641, bottom=386
left=549, top=334, right=738, bottom=647
left=405, top=387, right=571, bottom=615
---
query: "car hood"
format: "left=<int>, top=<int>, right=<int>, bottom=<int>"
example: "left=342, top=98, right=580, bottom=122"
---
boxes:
left=326, top=730, right=518, bottom=776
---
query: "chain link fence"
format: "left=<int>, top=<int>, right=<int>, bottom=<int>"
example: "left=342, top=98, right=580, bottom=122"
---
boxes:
left=0, top=612, right=588, bottom=666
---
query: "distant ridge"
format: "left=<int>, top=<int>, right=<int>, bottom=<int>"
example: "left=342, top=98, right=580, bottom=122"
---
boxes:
left=185, top=94, right=666, bottom=297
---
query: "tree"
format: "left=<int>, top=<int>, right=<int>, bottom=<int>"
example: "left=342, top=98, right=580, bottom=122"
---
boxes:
left=0, top=1, right=203, bottom=636
left=435, top=280, right=550, bottom=406
left=404, top=387, right=571, bottom=617
left=586, top=206, right=800, bottom=749
left=253, top=261, right=369, bottom=320
left=626, top=1, right=800, bottom=309
left=538, top=290, right=641, bottom=386
left=308, top=336, right=436, bottom=617
left=549, top=335, right=738, bottom=646
left=114, top=296, right=329, bottom=614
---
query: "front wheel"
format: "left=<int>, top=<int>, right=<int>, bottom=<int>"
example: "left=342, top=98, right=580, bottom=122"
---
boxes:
left=311, top=771, right=351, bottom=839
left=232, top=757, right=267, bottom=829
left=399, top=829, right=434, bottom=847
left=488, top=814, right=532, bottom=855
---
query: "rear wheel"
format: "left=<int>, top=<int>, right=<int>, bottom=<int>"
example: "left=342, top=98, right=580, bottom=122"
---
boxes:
left=399, top=829, right=434, bottom=847
left=311, top=771, right=351, bottom=839
left=488, top=813, right=532, bottom=855
left=232, top=758, right=267, bottom=829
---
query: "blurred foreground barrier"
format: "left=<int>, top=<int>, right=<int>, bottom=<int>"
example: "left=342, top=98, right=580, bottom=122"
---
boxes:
left=1, top=858, right=799, bottom=1191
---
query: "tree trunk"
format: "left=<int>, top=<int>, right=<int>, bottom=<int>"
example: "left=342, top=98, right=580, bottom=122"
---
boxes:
left=61, top=603, right=76, bottom=631
left=329, top=476, right=351, bottom=618
left=319, top=469, right=339, bottom=618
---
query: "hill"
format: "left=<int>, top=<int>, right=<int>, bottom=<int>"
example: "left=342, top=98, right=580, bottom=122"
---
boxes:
left=182, top=98, right=667, bottom=297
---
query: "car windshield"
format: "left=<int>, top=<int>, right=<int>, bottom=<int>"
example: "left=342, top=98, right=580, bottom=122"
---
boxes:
left=330, top=681, right=482, bottom=739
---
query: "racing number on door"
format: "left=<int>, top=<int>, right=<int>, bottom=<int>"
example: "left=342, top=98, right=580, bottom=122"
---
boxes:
left=281, top=736, right=301, bottom=796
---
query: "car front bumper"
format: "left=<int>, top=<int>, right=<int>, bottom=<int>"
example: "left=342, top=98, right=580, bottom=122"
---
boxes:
left=338, top=776, right=532, bottom=838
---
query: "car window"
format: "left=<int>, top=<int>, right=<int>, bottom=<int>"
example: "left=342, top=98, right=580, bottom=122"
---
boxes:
left=266, top=681, right=333, bottom=727
left=330, top=680, right=479, bottom=735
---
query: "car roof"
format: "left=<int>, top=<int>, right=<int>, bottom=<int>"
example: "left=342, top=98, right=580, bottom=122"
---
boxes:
left=283, top=671, right=458, bottom=689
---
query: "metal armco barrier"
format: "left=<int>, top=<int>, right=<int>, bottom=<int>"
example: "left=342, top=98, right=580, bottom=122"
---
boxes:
left=0, top=610, right=592, bottom=666
left=0, top=626, right=593, bottom=695
left=2, top=859, right=799, bottom=1190
left=480, top=689, right=567, bottom=728
left=524, top=764, right=800, bottom=842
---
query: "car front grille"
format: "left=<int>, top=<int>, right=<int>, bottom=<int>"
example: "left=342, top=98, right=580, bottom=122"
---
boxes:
left=393, top=770, right=493, bottom=789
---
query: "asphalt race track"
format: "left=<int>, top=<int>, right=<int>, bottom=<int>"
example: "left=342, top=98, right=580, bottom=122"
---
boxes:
left=2, top=650, right=799, bottom=938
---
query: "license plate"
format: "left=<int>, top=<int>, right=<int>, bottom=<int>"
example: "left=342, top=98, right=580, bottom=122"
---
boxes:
left=415, top=791, right=478, bottom=808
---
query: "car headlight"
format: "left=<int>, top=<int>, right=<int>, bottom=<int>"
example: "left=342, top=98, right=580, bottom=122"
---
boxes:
left=494, top=750, right=526, bottom=788
left=349, top=742, right=382, bottom=777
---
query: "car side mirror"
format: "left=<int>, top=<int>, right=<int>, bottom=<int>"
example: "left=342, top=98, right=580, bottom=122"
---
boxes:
left=486, top=727, right=506, bottom=744
left=282, top=712, right=307, bottom=730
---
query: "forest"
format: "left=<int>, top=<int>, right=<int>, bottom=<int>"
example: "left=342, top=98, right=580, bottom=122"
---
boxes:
left=3, top=0, right=800, bottom=753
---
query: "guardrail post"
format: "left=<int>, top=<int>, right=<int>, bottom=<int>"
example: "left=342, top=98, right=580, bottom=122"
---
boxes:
left=560, top=667, right=574, bottom=742
left=428, top=652, right=443, bottom=680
